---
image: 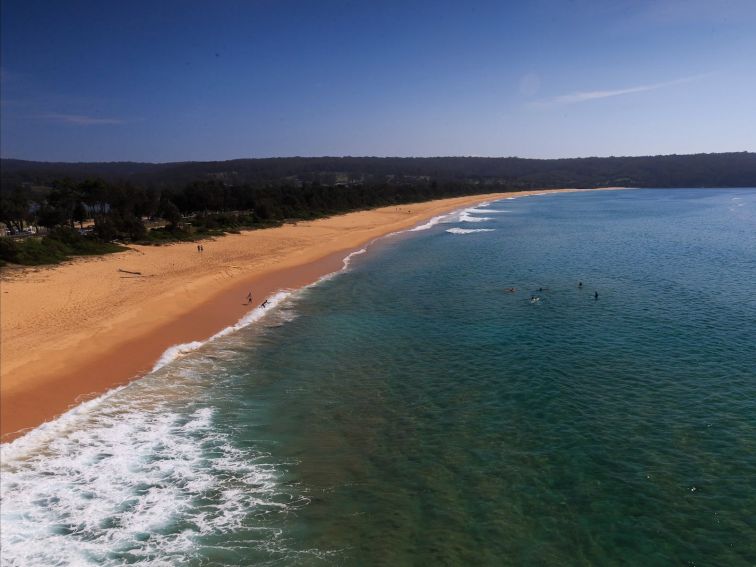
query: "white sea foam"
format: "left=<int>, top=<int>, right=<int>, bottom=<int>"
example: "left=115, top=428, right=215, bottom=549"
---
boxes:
left=0, top=393, right=291, bottom=565
left=446, top=228, right=496, bottom=235
left=465, top=207, right=510, bottom=214
left=409, top=212, right=452, bottom=231
left=403, top=197, right=516, bottom=233
left=342, top=247, right=367, bottom=268
left=0, top=385, right=129, bottom=464
left=458, top=211, right=493, bottom=223
left=151, top=290, right=292, bottom=371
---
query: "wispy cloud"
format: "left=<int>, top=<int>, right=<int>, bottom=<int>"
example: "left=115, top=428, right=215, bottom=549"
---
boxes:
left=635, top=0, right=756, bottom=27
left=36, top=113, right=127, bottom=125
left=532, top=74, right=710, bottom=107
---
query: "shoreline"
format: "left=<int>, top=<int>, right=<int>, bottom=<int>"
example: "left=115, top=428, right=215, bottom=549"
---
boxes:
left=0, top=188, right=616, bottom=442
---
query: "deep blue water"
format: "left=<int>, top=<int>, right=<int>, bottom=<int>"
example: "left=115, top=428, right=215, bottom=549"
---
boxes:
left=2, top=188, right=755, bottom=566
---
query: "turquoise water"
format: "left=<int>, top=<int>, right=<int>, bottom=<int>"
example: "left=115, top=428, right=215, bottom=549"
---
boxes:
left=2, top=188, right=755, bottom=566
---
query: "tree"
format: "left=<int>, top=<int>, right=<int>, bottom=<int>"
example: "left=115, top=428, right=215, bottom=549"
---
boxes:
left=48, top=179, right=81, bottom=227
left=37, top=204, right=67, bottom=230
left=0, top=188, right=29, bottom=233
left=159, top=198, right=181, bottom=228
left=73, top=201, right=88, bottom=229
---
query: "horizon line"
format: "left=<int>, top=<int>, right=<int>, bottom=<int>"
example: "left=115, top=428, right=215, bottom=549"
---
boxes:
left=1, top=150, right=753, bottom=166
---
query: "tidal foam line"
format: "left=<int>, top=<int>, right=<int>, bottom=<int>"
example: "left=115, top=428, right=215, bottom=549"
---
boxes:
left=458, top=211, right=494, bottom=223
left=446, top=228, right=496, bottom=235
left=342, top=247, right=367, bottom=269
left=465, top=208, right=511, bottom=213
left=409, top=212, right=453, bottom=231
left=151, top=291, right=292, bottom=372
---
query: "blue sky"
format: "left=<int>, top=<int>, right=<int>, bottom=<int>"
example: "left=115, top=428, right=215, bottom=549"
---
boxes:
left=2, top=0, right=755, bottom=162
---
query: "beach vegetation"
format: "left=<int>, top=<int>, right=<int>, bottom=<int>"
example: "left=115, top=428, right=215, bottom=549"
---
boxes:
left=0, top=227, right=125, bottom=266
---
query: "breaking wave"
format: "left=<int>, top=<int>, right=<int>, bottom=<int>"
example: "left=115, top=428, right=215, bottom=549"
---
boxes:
left=446, top=228, right=496, bottom=235
left=151, top=291, right=292, bottom=371
left=0, top=380, right=303, bottom=565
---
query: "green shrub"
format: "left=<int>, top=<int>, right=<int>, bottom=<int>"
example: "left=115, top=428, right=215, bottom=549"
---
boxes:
left=12, top=237, right=69, bottom=265
left=0, top=238, right=20, bottom=264
left=0, top=230, right=126, bottom=266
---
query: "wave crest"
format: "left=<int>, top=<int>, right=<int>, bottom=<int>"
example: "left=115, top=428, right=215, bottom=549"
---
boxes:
left=446, top=228, right=496, bottom=235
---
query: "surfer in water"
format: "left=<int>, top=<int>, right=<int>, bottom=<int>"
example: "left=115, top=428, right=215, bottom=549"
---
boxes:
left=261, top=299, right=269, bottom=308
left=594, top=291, right=599, bottom=300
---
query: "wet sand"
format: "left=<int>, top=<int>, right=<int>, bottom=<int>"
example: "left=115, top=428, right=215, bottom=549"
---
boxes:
left=0, top=189, right=594, bottom=440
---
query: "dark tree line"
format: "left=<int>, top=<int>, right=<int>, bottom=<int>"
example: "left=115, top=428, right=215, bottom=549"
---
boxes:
left=167, top=179, right=485, bottom=219
left=1, top=151, right=755, bottom=265
left=2, top=176, right=499, bottom=241
left=0, top=179, right=161, bottom=241
left=3, top=152, right=755, bottom=190
left=0, top=175, right=507, bottom=264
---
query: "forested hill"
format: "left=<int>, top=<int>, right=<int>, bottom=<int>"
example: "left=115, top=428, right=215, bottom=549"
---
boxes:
left=3, top=152, right=755, bottom=190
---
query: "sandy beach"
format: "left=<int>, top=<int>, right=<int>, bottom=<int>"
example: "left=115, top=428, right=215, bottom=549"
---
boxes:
left=1, top=189, right=590, bottom=440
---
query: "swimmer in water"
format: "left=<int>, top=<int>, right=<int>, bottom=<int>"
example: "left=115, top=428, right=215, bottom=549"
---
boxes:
left=578, top=281, right=583, bottom=288
left=594, top=291, right=599, bottom=300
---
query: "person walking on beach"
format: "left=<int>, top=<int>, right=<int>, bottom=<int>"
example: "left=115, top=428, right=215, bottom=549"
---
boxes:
left=247, top=291, right=253, bottom=302
left=197, top=244, right=201, bottom=252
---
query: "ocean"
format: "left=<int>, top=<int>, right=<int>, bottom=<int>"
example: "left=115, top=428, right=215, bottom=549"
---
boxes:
left=2, top=188, right=755, bottom=566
